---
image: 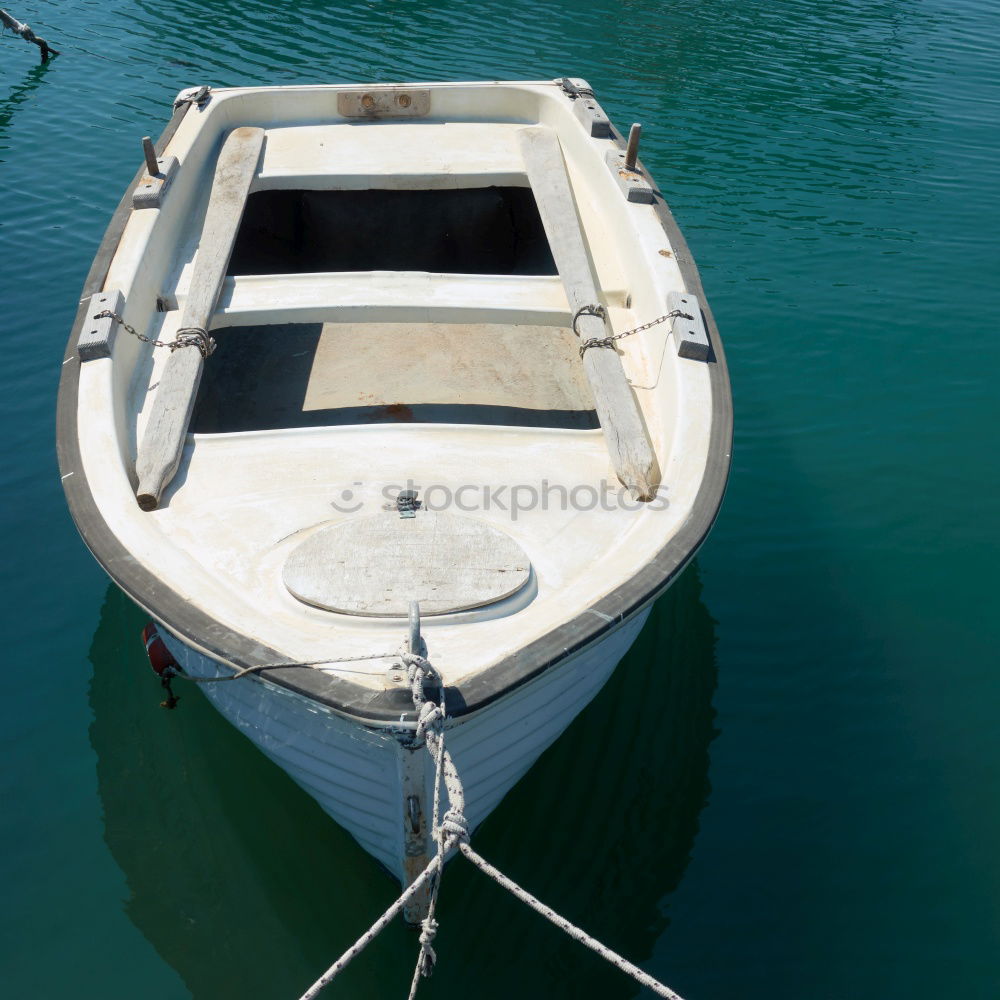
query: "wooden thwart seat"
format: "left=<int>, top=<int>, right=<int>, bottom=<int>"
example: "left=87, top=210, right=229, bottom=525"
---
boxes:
left=170, top=272, right=575, bottom=328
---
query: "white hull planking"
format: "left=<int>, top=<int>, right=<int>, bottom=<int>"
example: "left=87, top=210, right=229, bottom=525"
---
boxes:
left=160, top=608, right=649, bottom=882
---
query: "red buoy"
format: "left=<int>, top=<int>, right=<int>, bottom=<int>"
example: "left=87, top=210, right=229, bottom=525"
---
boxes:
left=141, top=622, right=178, bottom=677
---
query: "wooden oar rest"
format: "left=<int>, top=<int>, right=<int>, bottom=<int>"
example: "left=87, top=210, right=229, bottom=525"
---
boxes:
left=518, top=127, right=658, bottom=501
left=135, top=126, right=265, bottom=510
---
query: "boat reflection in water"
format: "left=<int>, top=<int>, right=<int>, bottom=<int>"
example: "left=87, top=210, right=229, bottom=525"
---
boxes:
left=89, top=563, right=718, bottom=999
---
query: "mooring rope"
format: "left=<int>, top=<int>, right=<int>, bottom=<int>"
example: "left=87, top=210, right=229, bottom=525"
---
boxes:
left=298, top=844, right=456, bottom=1000
left=153, top=648, right=400, bottom=709
left=163, top=650, right=399, bottom=684
left=458, top=842, right=685, bottom=1000
left=296, top=653, right=686, bottom=1000
left=402, top=652, right=468, bottom=1000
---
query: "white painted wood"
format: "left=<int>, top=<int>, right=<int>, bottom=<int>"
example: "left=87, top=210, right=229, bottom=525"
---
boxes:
left=135, top=127, right=264, bottom=510
left=518, top=126, right=658, bottom=500
left=181, top=128, right=266, bottom=341
left=337, top=87, right=430, bottom=118
left=160, top=608, right=648, bottom=883
left=256, top=121, right=528, bottom=190
left=170, top=271, right=575, bottom=327
left=283, top=512, right=532, bottom=616
left=165, top=632, right=404, bottom=872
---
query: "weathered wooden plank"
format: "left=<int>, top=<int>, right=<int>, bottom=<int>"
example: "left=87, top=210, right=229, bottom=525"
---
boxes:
left=399, top=745, right=432, bottom=923
left=135, top=126, right=265, bottom=510
left=337, top=87, right=430, bottom=118
left=518, top=126, right=658, bottom=500
left=169, top=271, right=573, bottom=326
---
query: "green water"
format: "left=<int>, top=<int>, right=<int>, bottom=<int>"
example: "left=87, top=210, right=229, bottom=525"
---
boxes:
left=2, top=1, right=998, bottom=997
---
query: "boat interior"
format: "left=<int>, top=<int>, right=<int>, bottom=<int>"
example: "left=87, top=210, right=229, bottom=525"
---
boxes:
left=75, top=82, right=716, bottom=692
left=193, top=185, right=597, bottom=433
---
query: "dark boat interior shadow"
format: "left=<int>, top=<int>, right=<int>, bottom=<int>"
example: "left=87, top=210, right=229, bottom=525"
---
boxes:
left=89, top=563, right=717, bottom=998
left=190, top=322, right=600, bottom=434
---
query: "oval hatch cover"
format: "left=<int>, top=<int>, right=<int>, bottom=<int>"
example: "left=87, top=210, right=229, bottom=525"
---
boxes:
left=283, top=511, right=531, bottom=617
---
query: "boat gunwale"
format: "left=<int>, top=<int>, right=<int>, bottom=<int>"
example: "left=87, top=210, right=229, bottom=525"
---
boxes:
left=56, top=86, right=733, bottom=725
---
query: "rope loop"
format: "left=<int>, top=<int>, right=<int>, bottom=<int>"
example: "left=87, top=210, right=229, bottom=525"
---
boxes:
left=414, top=701, right=444, bottom=743
left=402, top=651, right=439, bottom=685
left=440, top=808, right=469, bottom=842
left=403, top=651, right=444, bottom=713
left=416, top=917, right=438, bottom=977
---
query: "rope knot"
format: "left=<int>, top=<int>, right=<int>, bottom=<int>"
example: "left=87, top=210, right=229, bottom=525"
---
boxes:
left=416, top=916, right=438, bottom=977
left=440, top=808, right=469, bottom=842
left=402, top=651, right=437, bottom=678
left=403, top=651, right=444, bottom=724
left=414, top=701, right=444, bottom=743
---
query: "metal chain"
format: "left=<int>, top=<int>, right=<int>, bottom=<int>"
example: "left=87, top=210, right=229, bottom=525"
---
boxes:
left=93, top=309, right=216, bottom=358
left=574, top=305, right=693, bottom=358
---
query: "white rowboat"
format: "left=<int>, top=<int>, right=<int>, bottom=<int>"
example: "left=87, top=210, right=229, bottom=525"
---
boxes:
left=58, top=80, right=731, bottom=899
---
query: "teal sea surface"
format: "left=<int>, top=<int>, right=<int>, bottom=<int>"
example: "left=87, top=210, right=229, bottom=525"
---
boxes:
left=2, top=1, right=998, bottom=997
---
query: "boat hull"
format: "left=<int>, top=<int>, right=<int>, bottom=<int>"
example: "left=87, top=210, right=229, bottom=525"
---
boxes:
left=57, top=80, right=733, bottom=905
left=160, top=608, right=650, bottom=882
